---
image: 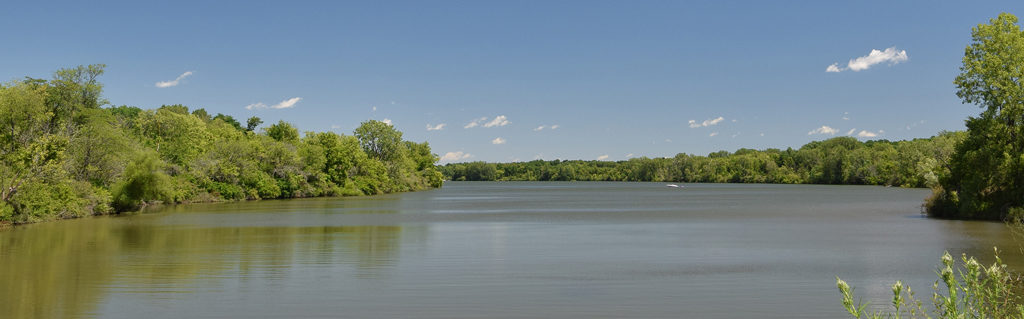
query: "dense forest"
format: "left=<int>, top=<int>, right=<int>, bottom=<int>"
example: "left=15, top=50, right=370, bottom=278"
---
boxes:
left=440, top=132, right=963, bottom=188
left=0, top=65, right=443, bottom=225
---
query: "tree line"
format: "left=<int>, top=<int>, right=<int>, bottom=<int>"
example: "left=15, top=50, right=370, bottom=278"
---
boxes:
left=444, top=13, right=1024, bottom=222
left=440, top=132, right=963, bottom=188
left=0, top=65, right=443, bottom=224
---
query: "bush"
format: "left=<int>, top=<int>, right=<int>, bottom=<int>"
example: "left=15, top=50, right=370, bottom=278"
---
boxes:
left=837, top=248, right=1024, bottom=318
left=112, top=153, right=174, bottom=211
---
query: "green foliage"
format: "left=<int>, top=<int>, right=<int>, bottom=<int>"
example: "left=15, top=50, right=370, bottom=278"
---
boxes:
left=440, top=134, right=963, bottom=186
left=112, top=152, right=173, bottom=211
left=246, top=116, right=262, bottom=132
left=837, top=249, right=1024, bottom=319
left=135, top=108, right=212, bottom=166
left=212, top=113, right=243, bottom=131
left=265, top=120, right=299, bottom=142
left=354, top=120, right=403, bottom=161
left=929, top=13, right=1024, bottom=220
left=0, top=65, right=443, bottom=224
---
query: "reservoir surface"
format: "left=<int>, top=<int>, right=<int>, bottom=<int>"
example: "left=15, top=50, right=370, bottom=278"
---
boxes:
left=1, top=182, right=1018, bottom=318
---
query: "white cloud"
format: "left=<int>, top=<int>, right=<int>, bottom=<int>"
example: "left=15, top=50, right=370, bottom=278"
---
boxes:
left=464, top=117, right=487, bottom=129
left=842, top=112, right=850, bottom=120
left=426, top=123, right=446, bottom=131
left=826, top=47, right=909, bottom=73
left=665, top=139, right=672, bottom=143
left=689, top=116, right=725, bottom=128
left=596, top=154, right=609, bottom=160
left=271, top=97, right=302, bottom=109
left=155, top=71, right=193, bottom=88
left=625, top=153, right=634, bottom=158
left=483, top=115, right=509, bottom=128
left=846, top=128, right=856, bottom=135
left=440, top=151, right=472, bottom=162
left=491, top=137, right=506, bottom=145
left=245, top=97, right=302, bottom=110
left=759, top=133, right=765, bottom=136
left=372, top=106, right=377, bottom=112
left=857, top=130, right=879, bottom=138
left=381, top=118, right=392, bottom=125
left=532, top=124, right=559, bottom=131
left=808, top=125, right=838, bottom=135
left=709, top=132, right=719, bottom=137
left=331, top=125, right=341, bottom=129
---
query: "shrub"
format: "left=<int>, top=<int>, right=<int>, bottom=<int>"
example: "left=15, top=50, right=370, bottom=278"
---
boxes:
left=837, top=248, right=1024, bottom=318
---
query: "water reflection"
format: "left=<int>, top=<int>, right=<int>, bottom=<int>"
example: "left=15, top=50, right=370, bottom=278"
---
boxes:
left=1, top=183, right=1022, bottom=319
left=0, top=212, right=411, bottom=319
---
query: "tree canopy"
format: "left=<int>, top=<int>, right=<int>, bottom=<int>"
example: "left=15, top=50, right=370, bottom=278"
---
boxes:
left=927, top=13, right=1024, bottom=220
left=0, top=65, right=443, bottom=225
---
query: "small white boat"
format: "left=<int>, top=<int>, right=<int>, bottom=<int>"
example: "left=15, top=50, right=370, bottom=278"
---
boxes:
left=665, top=184, right=680, bottom=188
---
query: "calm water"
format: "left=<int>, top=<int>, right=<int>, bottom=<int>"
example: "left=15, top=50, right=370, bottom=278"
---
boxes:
left=1, top=182, right=1020, bottom=318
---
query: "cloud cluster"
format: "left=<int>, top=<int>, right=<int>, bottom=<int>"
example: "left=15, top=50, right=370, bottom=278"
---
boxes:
left=246, top=97, right=303, bottom=110
left=464, top=117, right=486, bottom=129
left=484, top=115, right=509, bottom=128
left=155, top=71, right=194, bottom=88
left=856, top=129, right=884, bottom=138
left=533, top=124, right=560, bottom=131
left=826, top=47, right=908, bottom=73
left=689, top=116, right=724, bottom=128
left=491, top=137, right=506, bottom=145
left=426, top=123, right=446, bottom=131
left=596, top=155, right=609, bottom=160
left=381, top=118, right=392, bottom=126
left=465, top=115, right=510, bottom=128
left=440, top=151, right=472, bottom=162
left=808, top=125, right=838, bottom=135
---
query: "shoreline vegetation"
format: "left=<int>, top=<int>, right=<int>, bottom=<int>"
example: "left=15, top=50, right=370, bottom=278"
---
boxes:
left=834, top=13, right=1024, bottom=318
left=2, top=12, right=1021, bottom=227
left=439, top=132, right=962, bottom=188
left=0, top=65, right=442, bottom=226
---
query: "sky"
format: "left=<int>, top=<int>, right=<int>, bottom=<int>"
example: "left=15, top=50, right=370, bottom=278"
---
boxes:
left=2, top=1, right=1022, bottom=163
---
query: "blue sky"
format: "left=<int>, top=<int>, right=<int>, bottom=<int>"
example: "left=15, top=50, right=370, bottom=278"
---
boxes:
left=2, top=1, right=1022, bottom=163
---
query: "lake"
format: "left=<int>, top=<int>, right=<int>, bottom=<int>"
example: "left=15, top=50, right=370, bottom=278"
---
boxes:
left=1, top=182, right=1018, bottom=318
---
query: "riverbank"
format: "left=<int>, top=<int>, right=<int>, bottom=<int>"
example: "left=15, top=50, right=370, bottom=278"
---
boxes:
left=0, top=65, right=442, bottom=226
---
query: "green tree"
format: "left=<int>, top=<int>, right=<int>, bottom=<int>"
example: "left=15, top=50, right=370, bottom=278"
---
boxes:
left=929, top=13, right=1024, bottom=220
left=112, top=152, right=173, bottom=211
left=354, top=120, right=403, bottom=161
left=246, top=116, right=263, bottom=132
left=265, top=120, right=299, bottom=142
left=44, top=64, right=107, bottom=135
left=212, top=113, right=243, bottom=131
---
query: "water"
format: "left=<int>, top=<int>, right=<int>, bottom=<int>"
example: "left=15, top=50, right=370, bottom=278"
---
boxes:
left=0, top=182, right=1019, bottom=318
